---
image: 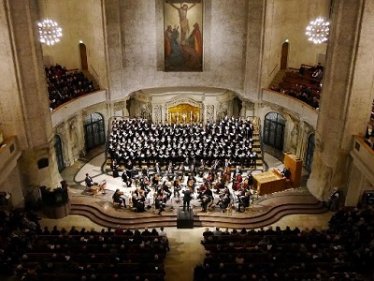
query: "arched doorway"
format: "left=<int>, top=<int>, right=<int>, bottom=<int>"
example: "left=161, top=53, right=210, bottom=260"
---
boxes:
left=280, top=41, right=289, bottom=70
left=304, top=133, right=315, bottom=172
left=79, top=43, right=88, bottom=70
left=84, top=113, right=105, bottom=151
left=263, top=112, right=286, bottom=151
left=54, top=135, right=64, bottom=172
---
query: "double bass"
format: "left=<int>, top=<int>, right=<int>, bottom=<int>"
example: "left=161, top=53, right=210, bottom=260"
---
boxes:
left=222, top=166, right=231, bottom=184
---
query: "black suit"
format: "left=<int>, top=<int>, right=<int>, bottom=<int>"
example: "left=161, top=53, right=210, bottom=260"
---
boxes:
left=183, top=189, right=192, bottom=211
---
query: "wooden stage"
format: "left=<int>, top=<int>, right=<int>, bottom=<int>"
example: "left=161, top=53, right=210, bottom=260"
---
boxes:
left=67, top=186, right=326, bottom=229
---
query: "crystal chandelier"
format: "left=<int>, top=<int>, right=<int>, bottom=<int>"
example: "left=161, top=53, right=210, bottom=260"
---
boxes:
left=305, top=17, right=330, bottom=44
left=37, top=19, right=62, bottom=46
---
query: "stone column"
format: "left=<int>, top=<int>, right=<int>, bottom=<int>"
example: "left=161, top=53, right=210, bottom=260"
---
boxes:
left=103, top=0, right=124, bottom=100
left=307, top=0, right=374, bottom=201
left=6, top=0, right=61, bottom=189
left=243, top=0, right=266, bottom=100
left=298, top=121, right=313, bottom=162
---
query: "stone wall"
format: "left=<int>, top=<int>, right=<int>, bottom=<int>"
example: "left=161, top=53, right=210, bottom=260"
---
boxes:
left=116, top=0, right=248, bottom=98
left=0, top=0, right=27, bottom=147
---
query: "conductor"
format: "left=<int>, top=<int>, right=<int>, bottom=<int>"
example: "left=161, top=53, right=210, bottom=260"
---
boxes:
left=182, top=188, right=192, bottom=211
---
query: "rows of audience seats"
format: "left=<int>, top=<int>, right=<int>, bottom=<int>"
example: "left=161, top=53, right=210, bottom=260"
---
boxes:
left=194, top=206, right=374, bottom=281
left=0, top=209, right=168, bottom=281
left=271, top=64, right=323, bottom=109
left=45, top=64, right=97, bottom=109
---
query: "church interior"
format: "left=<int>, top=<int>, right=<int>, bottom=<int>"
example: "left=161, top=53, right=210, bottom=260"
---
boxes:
left=0, top=0, right=373, bottom=280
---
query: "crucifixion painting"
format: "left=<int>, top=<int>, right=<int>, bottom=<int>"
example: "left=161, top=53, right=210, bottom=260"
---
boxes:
left=164, top=0, right=203, bottom=71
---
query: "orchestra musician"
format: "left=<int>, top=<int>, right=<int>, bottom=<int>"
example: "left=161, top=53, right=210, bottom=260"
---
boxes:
left=214, top=187, right=231, bottom=210
left=232, top=173, right=243, bottom=191
left=112, top=189, right=126, bottom=208
left=152, top=173, right=161, bottom=187
left=111, top=159, right=119, bottom=178
left=139, top=177, right=151, bottom=197
left=85, top=173, right=94, bottom=188
left=222, top=166, right=231, bottom=185
left=237, top=190, right=251, bottom=212
left=167, top=161, right=174, bottom=179
left=206, top=171, right=215, bottom=183
left=155, top=161, right=161, bottom=175
left=187, top=175, right=196, bottom=193
left=201, top=186, right=213, bottom=212
left=198, top=159, right=205, bottom=177
left=155, top=192, right=166, bottom=215
left=173, top=177, right=182, bottom=198
left=213, top=177, right=225, bottom=194
left=132, top=189, right=145, bottom=212
left=161, top=181, right=172, bottom=200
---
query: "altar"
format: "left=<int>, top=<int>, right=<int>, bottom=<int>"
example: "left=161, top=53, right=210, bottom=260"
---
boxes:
left=253, top=169, right=286, bottom=195
left=126, top=87, right=241, bottom=124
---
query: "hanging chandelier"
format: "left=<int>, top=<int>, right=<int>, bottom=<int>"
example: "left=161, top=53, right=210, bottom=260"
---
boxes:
left=305, top=17, right=330, bottom=44
left=37, top=19, right=62, bottom=46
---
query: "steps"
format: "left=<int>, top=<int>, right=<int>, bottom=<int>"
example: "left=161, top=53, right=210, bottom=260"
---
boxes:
left=70, top=192, right=327, bottom=229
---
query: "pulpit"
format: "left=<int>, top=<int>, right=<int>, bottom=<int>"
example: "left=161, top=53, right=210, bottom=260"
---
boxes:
left=283, top=153, right=303, bottom=187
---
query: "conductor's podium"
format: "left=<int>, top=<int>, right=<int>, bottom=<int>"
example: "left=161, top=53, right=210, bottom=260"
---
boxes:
left=177, top=208, right=194, bottom=228
left=253, top=169, right=287, bottom=195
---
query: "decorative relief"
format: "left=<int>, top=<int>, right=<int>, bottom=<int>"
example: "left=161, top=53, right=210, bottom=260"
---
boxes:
left=303, top=122, right=314, bottom=136
left=153, top=104, right=163, bottom=123
left=166, top=97, right=202, bottom=109
left=55, top=123, right=65, bottom=135
left=289, top=122, right=300, bottom=154
left=114, top=102, right=125, bottom=114
left=217, top=102, right=228, bottom=120
left=68, top=117, right=79, bottom=150
left=205, top=105, right=214, bottom=122
left=140, top=102, right=152, bottom=120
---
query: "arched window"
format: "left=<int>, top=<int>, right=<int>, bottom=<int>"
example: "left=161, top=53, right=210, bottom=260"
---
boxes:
left=304, top=133, right=315, bottom=172
left=54, top=135, right=64, bottom=172
left=263, top=112, right=286, bottom=151
left=84, top=113, right=105, bottom=151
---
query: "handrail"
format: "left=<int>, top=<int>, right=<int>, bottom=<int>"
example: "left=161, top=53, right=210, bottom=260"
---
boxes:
left=255, top=116, right=265, bottom=171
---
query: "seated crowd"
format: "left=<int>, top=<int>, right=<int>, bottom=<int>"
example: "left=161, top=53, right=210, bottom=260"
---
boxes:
left=108, top=116, right=256, bottom=167
left=0, top=209, right=169, bottom=281
left=271, top=64, right=323, bottom=109
left=45, top=64, right=97, bottom=109
left=194, top=206, right=374, bottom=281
